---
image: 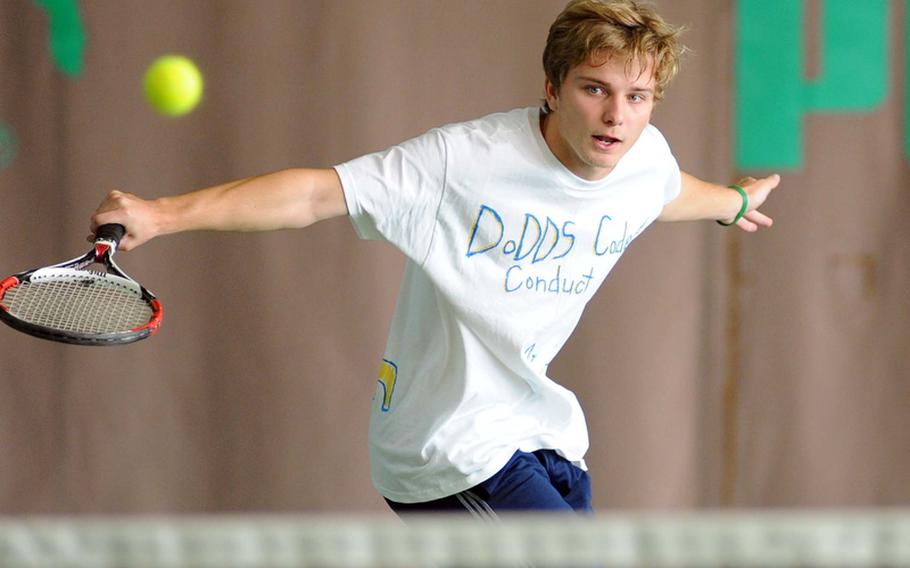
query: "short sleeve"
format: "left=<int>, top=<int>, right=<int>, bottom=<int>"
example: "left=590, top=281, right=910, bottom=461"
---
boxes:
left=663, top=158, right=682, bottom=204
left=334, top=129, right=447, bottom=264
left=641, top=124, right=682, bottom=205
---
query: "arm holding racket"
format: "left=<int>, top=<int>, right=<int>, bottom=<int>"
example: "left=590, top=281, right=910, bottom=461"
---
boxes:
left=659, top=172, right=780, bottom=232
left=91, top=168, right=347, bottom=251
left=0, top=168, right=345, bottom=345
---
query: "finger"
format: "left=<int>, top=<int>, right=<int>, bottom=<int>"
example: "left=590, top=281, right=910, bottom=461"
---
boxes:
left=94, top=191, right=117, bottom=212
left=89, top=216, right=105, bottom=235
left=103, top=189, right=125, bottom=203
left=736, top=176, right=757, bottom=187
left=763, top=173, right=781, bottom=189
left=745, top=209, right=773, bottom=227
left=92, top=210, right=128, bottom=231
left=735, top=217, right=758, bottom=232
left=94, top=190, right=132, bottom=217
left=751, top=174, right=780, bottom=196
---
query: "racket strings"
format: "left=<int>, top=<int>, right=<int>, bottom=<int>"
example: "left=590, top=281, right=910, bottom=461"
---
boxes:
left=3, top=278, right=153, bottom=334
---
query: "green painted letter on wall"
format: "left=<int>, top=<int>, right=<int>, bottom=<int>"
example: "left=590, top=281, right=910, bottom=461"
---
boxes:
left=736, top=0, right=888, bottom=170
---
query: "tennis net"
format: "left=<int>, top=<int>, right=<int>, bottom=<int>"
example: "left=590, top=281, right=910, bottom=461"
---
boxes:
left=2, top=510, right=909, bottom=567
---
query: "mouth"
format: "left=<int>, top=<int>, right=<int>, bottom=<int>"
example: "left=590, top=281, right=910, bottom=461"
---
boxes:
left=592, top=134, right=621, bottom=150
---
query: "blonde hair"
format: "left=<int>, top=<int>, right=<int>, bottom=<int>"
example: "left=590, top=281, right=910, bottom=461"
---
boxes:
left=543, top=0, right=687, bottom=102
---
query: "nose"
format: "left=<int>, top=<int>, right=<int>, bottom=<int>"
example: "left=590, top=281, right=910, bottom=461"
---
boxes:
left=602, top=97, right=624, bottom=126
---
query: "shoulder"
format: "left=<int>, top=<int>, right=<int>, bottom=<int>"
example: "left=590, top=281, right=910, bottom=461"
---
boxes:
left=340, top=108, right=535, bottom=173
left=638, top=123, right=673, bottom=152
left=435, top=107, right=534, bottom=143
left=622, top=123, right=676, bottom=168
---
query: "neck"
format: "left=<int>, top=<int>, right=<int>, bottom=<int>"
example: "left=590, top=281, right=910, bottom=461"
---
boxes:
left=539, top=108, right=557, bottom=154
left=539, top=107, right=550, bottom=138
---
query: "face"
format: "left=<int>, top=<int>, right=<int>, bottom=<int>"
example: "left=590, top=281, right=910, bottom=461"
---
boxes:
left=543, top=53, right=656, bottom=181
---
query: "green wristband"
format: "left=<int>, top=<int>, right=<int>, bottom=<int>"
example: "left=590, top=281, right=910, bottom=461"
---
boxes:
left=716, top=184, right=748, bottom=226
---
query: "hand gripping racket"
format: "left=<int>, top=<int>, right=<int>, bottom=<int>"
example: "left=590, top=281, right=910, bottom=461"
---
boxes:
left=0, top=224, right=162, bottom=346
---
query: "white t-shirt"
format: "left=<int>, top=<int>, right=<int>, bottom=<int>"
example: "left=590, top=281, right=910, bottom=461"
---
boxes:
left=335, top=107, right=680, bottom=503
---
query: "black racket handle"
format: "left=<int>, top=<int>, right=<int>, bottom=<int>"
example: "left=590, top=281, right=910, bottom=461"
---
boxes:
left=95, top=223, right=126, bottom=245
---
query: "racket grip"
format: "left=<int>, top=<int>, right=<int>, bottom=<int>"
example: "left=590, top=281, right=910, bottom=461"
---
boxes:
left=95, top=223, right=126, bottom=244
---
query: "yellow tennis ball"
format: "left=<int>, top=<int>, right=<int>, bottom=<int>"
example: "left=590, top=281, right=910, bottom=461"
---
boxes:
left=143, top=55, right=204, bottom=117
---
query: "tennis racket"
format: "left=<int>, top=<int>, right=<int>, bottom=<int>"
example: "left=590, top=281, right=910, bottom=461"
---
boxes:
left=0, top=224, right=162, bottom=346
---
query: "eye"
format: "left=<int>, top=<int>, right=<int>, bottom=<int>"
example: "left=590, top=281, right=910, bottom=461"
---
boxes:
left=629, top=93, right=648, bottom=103
left=585, top=85, right=604, bottom=95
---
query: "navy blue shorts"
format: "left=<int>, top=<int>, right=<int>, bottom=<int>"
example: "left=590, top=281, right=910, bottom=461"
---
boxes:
left=385, top=449, right=593, bottom=516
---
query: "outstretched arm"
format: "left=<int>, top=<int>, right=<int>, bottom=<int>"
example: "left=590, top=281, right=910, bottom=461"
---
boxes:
left=90, top=168, right=348, bottom=251
left=659, top=172, right=780, bottom=232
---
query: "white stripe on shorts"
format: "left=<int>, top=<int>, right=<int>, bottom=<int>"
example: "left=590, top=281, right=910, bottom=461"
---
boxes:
left=456, top=490, right=498, bottom=523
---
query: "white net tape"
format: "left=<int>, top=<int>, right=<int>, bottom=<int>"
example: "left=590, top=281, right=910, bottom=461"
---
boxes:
left=1, top=511, right=909, bottom=567
left=3, top=270, right=151, bottom=334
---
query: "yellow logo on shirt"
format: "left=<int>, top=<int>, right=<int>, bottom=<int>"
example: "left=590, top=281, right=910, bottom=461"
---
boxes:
left=377, top=359, right=398, bottom=412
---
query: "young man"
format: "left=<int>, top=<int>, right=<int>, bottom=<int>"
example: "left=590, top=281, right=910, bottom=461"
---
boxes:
left=91, top=0, right=778, bottom=515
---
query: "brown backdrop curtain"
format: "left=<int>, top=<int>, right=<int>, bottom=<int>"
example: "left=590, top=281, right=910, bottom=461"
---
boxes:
left=1, top=0, right=908, bottom=514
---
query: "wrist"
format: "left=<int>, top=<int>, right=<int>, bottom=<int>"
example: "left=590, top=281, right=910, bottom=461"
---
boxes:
left=152, top=196, right=180, bottom=236
left=717, top=184, right=748, bottom=226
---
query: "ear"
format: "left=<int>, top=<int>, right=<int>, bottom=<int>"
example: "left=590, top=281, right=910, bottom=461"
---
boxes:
left=544, top=78, right=559, bottom=111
